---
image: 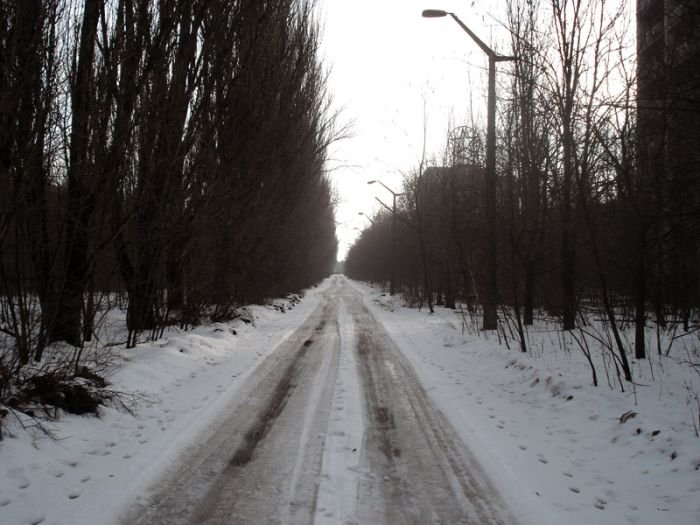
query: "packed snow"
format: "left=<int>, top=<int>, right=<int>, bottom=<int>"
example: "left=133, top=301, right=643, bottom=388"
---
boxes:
left=313, top=301, right=366, bottom=524
left=1, top=276, right=698, bottom=525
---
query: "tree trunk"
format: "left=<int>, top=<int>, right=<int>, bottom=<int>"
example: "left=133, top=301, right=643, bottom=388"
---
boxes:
left=561, top=115, right=577, bottom=330
left=634, top=241, right=646, bottom=359
left=51, top=0, right=102, bottom=346
left=523, top=261, right=534, bottom=325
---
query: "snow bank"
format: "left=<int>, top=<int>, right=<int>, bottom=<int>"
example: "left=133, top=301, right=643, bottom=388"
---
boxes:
left=0, top=284, right=326, bottom=525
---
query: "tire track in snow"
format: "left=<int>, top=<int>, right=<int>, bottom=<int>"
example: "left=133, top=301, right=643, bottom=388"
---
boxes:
left=314, top=298, right=366, bottom=524
left=122, top=287, right=342, bottom=525
left=346, top=287, right=516, bottom=524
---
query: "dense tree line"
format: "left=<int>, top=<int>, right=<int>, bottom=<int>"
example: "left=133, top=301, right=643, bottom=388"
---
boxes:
left=346, top=0, right=699, bottom=378
left=0, top=0, right=338, bottom=384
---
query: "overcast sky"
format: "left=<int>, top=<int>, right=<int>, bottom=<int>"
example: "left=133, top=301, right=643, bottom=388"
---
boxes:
left=319, top=0, right=511, bottom=259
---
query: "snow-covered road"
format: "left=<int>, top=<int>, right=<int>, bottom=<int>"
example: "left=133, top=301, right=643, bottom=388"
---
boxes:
left=122, top=275, right=512, bottom=524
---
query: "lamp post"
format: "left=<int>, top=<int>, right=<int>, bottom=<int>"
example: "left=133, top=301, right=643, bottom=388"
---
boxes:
left=422, top=9, right=515, bottom=330
left=358, top=211, right=375, bottom=225
left=367, top=180, right=404, bottom=296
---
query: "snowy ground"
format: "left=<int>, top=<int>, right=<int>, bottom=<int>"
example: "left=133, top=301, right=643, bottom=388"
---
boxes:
left=0, top=291, right=324, bottom=525
left=353, top=280, right=700, bottom=525
left=1, top=276, right=699, bottom=525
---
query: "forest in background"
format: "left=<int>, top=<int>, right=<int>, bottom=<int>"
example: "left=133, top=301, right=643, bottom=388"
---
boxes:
left=0, top=0, right=338, bottom=408
left=346, top=0, right=700, bottom=383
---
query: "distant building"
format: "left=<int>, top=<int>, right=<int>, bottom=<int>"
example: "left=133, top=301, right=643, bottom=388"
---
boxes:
left=637, top=0, right=700, bottom=314
left=637, top=0, right=700, bottom=187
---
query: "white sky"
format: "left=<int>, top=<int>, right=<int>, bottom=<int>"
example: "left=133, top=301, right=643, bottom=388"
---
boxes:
left=319, top=0, right=511, bottom=259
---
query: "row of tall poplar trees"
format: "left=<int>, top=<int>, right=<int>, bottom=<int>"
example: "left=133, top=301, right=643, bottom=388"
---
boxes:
left=1, top=0, right=338, bottom=369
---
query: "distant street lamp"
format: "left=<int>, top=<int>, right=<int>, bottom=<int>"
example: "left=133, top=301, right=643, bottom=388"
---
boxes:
left=358, top=211, right=375, bottom=225
left=367, top=180, right=404, bottom=296
left=422, top=9, right=515, bottom=330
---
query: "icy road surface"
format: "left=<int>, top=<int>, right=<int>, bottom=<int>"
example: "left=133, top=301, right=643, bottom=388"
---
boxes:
left=123, top=276, right=514, bottom=524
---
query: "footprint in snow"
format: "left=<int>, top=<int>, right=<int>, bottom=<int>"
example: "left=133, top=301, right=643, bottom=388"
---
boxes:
left=594, top=497, right=607, bottom=509
left=81, top=476, right=91, bottom=483
left=497, top=424, right=505, bottom=430
left=569, top=486, right=581, bottom=494
left=0, top=498, right=11, bottom=507
left=68, top=490, right=82, bottom=500
left=563, top=471, right=574, bottom=478
left=519, top=445, right=527, bottom=451
left=537, top=455, right=549, bottom=464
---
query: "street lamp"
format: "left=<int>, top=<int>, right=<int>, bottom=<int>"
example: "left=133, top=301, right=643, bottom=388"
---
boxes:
left=422, top=9, right=515, bottom=330
left=367, top=180, right=404, bottom=296
left=358, top=211, right=375, bottom=225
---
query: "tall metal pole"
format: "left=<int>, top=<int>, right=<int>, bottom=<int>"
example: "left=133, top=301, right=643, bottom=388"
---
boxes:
left=422, top=9, right=515, bottom=331
left=391, top=193, right=397, bottom=296
left=483, top=55, right=498, bottom=330
left=368, top=180, right=403, bottom=296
